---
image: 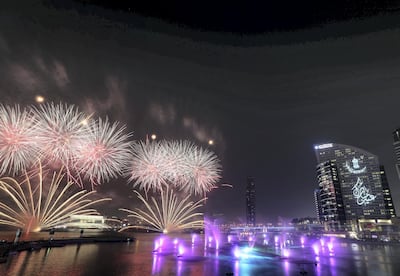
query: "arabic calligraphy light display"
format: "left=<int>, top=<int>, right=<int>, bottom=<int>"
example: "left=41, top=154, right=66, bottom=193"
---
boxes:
left=345, top=157, right=376, bottom=206
left=352, top=178, right=376, bottom=206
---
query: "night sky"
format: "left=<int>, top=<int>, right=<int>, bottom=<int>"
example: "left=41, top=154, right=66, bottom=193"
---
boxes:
left=2, top=0, right=400, bottom=223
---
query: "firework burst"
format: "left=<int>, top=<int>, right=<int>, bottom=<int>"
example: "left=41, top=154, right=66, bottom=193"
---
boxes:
left=75, top=118, right=133, bottom=187
left=0, top=165, right=111, bottom=232
left=119, top=188, right=205, bottom=234
left=181, top=144, right=222, bottom=196
left=32, top=102, right=89, bottom=168
left=127, top=140, right=221, bottom=196
left=0, top=105, right=40, bottom=175
left=127, top=140, right=174, bottom=192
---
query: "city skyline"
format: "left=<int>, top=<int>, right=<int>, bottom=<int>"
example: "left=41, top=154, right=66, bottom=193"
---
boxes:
left=2, top=1, right=400, bottom=222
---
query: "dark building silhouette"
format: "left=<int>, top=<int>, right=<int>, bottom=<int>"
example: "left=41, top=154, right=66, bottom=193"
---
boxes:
left=246, top=176, right=256, bottom=226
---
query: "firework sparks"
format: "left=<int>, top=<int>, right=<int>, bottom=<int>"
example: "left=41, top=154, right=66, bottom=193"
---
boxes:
left=0, top=165, right=111, bottom=232
left=181, top=144, right=222, bottom=196
left=127, top=141, right=173, bottom=192
left=75, top=118, right=133, bottom=186
left=32, top=102, right=89, bottom=168
left=119, top=188, right=205, bottom=234
left=0, top=102, right=133, bottom=188
left=127, top=140, right=221, bottom=195
left=0, top=105, right=40, bottom=175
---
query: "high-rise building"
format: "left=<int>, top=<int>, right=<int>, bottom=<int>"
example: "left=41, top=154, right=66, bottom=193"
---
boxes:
left=392, top=128, right=400, bottom=179
left=380, top=166, right=397, bottom=218
left=246, top=176, right=256, bottom=226
left=313, top=189, right=322, bottom=222
left=314, top=143, right=396, bottom=232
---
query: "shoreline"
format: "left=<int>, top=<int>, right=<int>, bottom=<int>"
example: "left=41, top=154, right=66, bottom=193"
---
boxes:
left=0, top=232, right=135, bottom=259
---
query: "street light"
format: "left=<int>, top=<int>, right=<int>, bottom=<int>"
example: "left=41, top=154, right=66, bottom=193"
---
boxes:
left=208, top=139, right=214, bottom=146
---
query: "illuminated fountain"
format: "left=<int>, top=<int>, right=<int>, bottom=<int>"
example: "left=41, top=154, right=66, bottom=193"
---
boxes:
left=204, top=219, right=222, bottom=252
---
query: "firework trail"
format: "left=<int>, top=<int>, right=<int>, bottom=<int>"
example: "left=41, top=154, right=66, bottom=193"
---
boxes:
left=0, top=105, right=40, bottom=175
left=76, top=118, right=133, bottom=187
left=119, top=188, right=205, bottom=233
left=0, top=165, right=111, bottom=232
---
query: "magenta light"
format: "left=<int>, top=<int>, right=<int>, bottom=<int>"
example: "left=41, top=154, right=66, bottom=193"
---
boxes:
left=191, top=234, right=196, bottom=244
left=320, top=238, right=325, bottom=247
left=173, top=238, right=178, bottom=245
left=283, top=248, right=289, bottom=258
left=154, top=240, right=159, bottom=251
left=300, top=236, right=305, bottom=245
left=328, top=242, right=333, bottom=252
left=228, top=235, right=232, bottom=243
left=234, top=260, right=240, bottom=275
left=233, top=246, right=241, bottom=259
left=313, top=244, right=320, bottom=255
left=178, top=245, right=185, bottom=256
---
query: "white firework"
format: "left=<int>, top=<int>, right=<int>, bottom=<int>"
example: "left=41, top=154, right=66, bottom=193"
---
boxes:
left=0, top=105, right=40, bottom=175
left=119, top=188, right=205, bottom=234
left=127, top=140, right=173, bottom=192
left=128, top=140, right=222, bottom=196
left=32, top=102, right=89, bottom=168
left=0, top=165, right=111, bottom=232
left=167, top=140, right=197, bottom=186
left=75, top=118, right=133, bottom=186
left=180, top=144, right=222, bottom=196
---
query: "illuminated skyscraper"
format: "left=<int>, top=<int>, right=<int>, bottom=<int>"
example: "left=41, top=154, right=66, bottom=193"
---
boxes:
left=246, top=176, right=256, bottom=226
left=392, top=128, right=400, bottom=179
left=314, top=143, right=396, bottom=232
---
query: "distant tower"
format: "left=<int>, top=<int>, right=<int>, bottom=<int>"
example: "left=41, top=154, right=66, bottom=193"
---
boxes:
left=380, top=166, right=397, bottom=218
left=246, top=176, right=256, bottom=226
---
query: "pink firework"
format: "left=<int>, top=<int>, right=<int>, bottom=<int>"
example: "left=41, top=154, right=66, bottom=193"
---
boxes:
left=127, top=140, right=173, bottom=192
left=0, top=105, right=40, bottom=175
left=75, top=118, right=133, bottom=187
left=32, top=102, right=88, bottom=169
left=128, top=140, right=221, bottom=196
left=180, top=143, right=222, bottom=196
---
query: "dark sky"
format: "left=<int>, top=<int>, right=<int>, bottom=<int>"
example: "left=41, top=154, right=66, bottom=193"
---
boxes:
left=2, top=0, right=400, bottom=223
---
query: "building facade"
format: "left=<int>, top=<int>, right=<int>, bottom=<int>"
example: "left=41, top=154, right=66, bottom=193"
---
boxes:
left=393, top=128, right=400, bottom=179
left=246, top=176, right=256, bottom=226
left=314, top=143, right=396, bottom=233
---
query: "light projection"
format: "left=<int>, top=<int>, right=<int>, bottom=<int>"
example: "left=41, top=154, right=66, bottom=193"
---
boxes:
left=345, top=157, right=376, bottom=206
left=352, top=178, right=376, bottom=205
left=345, top=157, right=366, bottom=174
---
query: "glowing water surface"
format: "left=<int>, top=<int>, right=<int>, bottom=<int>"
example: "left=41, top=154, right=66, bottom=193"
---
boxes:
left=0, top=232, right=400, bottom=275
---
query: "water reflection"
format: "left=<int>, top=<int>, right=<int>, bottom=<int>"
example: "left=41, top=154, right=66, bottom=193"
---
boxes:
left=1, top=232, right=400, bottom=275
